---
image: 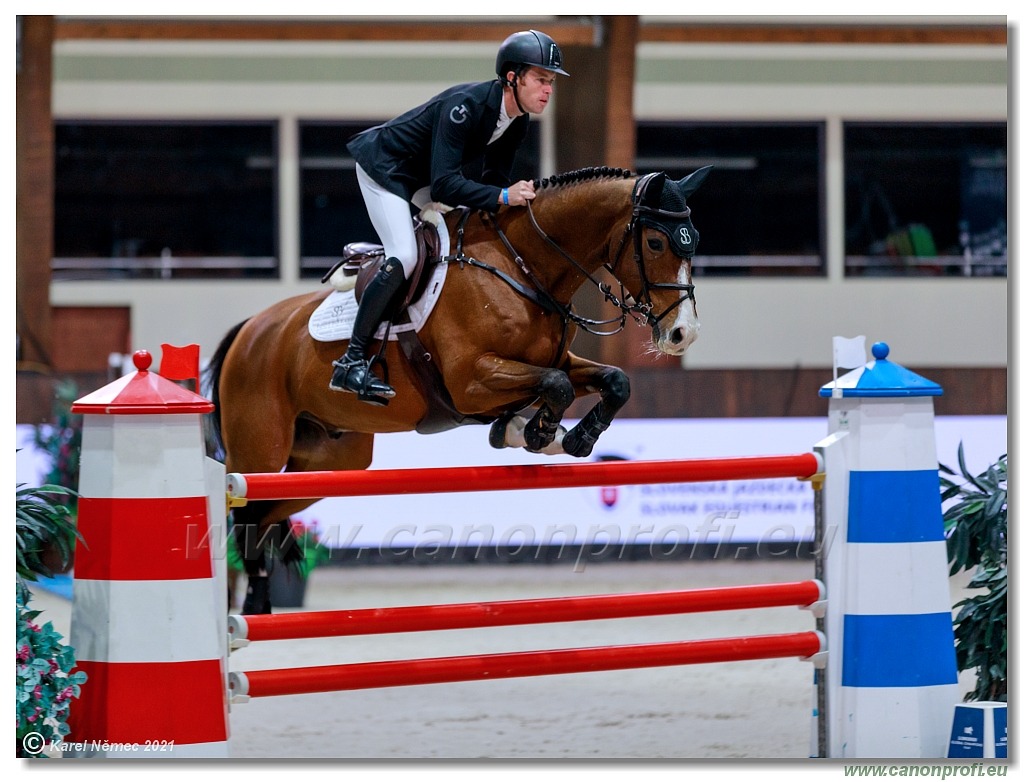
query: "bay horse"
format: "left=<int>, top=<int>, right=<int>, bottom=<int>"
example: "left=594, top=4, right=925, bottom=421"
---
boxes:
left=205, top=165, right=711, bottom=614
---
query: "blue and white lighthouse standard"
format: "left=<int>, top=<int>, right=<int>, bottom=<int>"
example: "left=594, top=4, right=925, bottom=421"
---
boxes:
left=818, top=342, right=959, bottom=758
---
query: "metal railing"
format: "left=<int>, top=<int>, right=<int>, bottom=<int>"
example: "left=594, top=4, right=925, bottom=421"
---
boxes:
left=51, top=253, right=1006, bottom=280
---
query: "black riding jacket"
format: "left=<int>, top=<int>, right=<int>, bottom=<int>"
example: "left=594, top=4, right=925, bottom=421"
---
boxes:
left=347, top=80, right=529, bottom=212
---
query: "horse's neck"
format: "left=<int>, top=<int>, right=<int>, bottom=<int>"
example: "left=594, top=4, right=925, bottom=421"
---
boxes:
left=502, top=182, right=631, bottom=296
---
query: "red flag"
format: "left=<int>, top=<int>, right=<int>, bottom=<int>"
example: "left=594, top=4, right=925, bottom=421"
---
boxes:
left=160, top=343, right=201, bottom=390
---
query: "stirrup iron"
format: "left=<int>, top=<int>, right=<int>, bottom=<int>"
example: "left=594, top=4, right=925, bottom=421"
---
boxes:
left=329, top=356, right=395, bottom=406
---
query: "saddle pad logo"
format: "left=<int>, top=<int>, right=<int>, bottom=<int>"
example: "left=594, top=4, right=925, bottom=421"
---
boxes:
left=308, top=264, right=449, bottom=343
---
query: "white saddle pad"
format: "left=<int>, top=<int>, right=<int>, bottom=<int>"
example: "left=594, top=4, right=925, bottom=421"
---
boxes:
left=308, top=262, right=449, bottom=343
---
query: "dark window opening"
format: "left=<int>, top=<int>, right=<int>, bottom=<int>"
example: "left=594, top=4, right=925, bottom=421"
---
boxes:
left=54, top=121, right=278, bottom=280
left=844, top=122, right=1006, bottom=277
left=299, top=120, right=541, bottom=279
left=636, top=122, right=825, bottom=277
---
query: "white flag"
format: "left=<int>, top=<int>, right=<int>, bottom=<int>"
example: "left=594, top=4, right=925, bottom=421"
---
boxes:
left=832, top=335, right=866, bottom=393
left=833, top=335, right=867, bottom=370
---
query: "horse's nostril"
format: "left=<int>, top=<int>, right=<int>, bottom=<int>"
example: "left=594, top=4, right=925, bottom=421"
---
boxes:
left=670, top=327, right=685, bottom=344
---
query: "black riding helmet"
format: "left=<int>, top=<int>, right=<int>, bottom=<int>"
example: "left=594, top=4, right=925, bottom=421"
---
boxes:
left=495, top=29, right=570, bottom=85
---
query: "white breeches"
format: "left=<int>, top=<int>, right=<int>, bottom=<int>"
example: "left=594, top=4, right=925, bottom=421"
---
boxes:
left=355, top=164, right=431, bottom=277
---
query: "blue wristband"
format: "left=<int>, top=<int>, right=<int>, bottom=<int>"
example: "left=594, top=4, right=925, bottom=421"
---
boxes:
left=502, top=188, right=509, bottom=206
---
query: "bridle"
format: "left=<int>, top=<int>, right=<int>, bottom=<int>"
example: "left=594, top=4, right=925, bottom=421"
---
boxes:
left=448, top=173, right=697, bottom=345
left=606, top=172, right=698, bottom=330
left=479, top=172, right=697, bottom=336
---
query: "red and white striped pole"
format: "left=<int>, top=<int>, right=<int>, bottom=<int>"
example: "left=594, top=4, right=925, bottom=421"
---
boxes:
left=66, top=349, right=229, bottom=757
left=226, top=452, right=822, bottom=502
left=229, top=580, right=826, bottom=644
left=230, top=632, right=826, bottom=699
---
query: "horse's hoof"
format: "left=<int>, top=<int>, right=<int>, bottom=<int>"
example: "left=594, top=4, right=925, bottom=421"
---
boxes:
left=525, top=436, right=555, bottom=454
left=488, top=419, right=510, bottom=449
left=242, top=576, right=273, bottom=615
left=241, top=597, right=272, bottom=615
left=562, top=429, right=595, bottom=458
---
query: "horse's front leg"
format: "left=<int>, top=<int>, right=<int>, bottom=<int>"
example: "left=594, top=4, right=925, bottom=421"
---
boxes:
left=489, top=410, right=570, bottom=455
left=560, top=353, right=631, bottom=458
left=519, top=369, right=575, bottom=452
left=464, top=355, right=575, bottom=453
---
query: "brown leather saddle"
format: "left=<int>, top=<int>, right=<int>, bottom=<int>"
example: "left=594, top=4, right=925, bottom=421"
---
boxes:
left=320, top=213, right=494, bottom=434
left=320, top=218, right=443, bottom=321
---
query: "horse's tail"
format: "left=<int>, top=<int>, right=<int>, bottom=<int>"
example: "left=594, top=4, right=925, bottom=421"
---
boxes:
left=201, top=319, right=249, bottom=461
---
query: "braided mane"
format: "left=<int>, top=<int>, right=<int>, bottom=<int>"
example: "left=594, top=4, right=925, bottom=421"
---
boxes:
left=532, top=166, right=634, bottom=191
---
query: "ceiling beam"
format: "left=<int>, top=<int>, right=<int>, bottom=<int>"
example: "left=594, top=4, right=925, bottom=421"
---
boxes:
left=53, top=17, right=1006, bottom=46
left=638, top=21, right=1007, bottom=46
left=52, top=18, right=599, bottom=44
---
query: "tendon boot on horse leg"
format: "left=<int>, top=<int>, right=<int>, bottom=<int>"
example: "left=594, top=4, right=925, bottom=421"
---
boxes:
left=524, top=370, right=575, bottom=453
left=329, top=258, right=406, bottom=405
left=562, top=367, right=631, bottom=458
left=235, top=520, right=272, bottom=615
left=237, top=514, right=305, bottom=615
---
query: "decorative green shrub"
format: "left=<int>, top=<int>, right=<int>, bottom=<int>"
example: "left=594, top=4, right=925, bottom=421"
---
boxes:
left=226, top=517, right=330, bottom=579
left=16, top=483, right=80, bottom=583
left=285, top=520, right=332, bottom=578
left=31, top=380, right=82, bottom=515
left=16, top=587, right=87, bottom=757
left=16, top=479, right=87, bottom=757
left=941, top=444, right=1007, bottom=702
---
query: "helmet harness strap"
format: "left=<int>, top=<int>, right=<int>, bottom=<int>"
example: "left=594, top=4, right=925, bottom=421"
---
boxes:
left=507, top=68, right=528, bottom=116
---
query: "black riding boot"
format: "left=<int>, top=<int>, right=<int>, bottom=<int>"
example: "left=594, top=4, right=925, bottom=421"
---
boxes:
left=329, top=258, right=406, bottom=405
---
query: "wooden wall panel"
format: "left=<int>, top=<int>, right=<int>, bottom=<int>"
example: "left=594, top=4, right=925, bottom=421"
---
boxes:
left=53, top=17, right=1006, bottom=46
left=16, top=16, right=54, bottom=368
left=554, top=16, right=638, bottom=173
left=18, top=305, right=130, bottom=424
left=50, top=307, right=131, bottom=373
left=566, top=366, right=1007, bottom=419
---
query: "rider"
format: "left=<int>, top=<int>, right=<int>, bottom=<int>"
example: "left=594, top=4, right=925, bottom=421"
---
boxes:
left=329, top=29, right=569, bottom=405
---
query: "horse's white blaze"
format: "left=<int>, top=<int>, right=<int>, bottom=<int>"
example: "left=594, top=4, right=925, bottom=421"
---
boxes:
left=656, top=262, right=700, bottom=355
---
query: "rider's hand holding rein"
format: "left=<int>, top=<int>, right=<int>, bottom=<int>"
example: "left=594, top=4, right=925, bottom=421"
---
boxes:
left=501, top=180, right=536, bottom=207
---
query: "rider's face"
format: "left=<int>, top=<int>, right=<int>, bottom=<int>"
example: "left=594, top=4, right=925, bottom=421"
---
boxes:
left=513, top=66, right=556, bottom=115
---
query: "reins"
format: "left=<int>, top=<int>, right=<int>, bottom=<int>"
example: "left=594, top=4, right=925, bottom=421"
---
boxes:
left=446, top=209, right=563, bottom=318
left=481, top=209, right=629, bottom=337
left=523, top=201, right=651, bottom=335
left=444, top=209, right=574, bottom=361
left=443, top=174, right=698, bottom=348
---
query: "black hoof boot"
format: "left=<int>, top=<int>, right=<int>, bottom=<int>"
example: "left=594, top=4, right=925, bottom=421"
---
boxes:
left=242, top=574, right=272, bottom=615
left=488, top=411, right=517, bottom=449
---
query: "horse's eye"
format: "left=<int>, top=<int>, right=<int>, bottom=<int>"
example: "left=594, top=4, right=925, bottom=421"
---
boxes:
left=646, top=237, right=665, bottom=252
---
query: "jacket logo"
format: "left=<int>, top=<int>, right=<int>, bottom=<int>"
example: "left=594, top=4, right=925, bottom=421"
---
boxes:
left=449, top=104, right=469, bottom=124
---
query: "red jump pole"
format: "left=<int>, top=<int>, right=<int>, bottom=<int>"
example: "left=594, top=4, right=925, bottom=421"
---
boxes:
left=230, top=580, right=825, bottom=644
left=226, top=453, right=823, bottom=503
left=230, top=631, right=825, bottom=699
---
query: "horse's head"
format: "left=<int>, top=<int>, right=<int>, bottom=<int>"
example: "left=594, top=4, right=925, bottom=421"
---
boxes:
left=616, top=166, right=712, bottom=356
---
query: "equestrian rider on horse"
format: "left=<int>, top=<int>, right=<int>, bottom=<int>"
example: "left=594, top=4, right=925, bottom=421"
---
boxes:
left=329, top=29, right=569, bottom=405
